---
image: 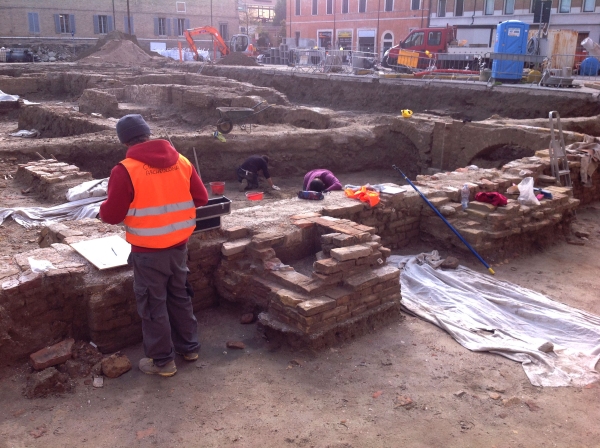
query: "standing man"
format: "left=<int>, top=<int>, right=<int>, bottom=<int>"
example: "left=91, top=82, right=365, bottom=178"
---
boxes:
left=100, top=114, right=208, bottom=377
left=237, top=155, right=280, bottom=191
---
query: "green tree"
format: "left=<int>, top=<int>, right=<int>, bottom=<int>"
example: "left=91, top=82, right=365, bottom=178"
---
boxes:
left=273, top=0, right=286, bottom=26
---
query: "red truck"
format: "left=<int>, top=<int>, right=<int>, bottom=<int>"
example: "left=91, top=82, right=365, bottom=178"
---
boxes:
left=382, top=25, right=497, bottom=71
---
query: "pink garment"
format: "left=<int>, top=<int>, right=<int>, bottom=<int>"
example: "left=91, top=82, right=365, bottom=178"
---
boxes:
left=303, top=169, right=342, bottom=192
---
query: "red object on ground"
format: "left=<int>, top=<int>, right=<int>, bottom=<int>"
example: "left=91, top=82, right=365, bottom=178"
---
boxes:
left=245, top=191, right=263, bottom=201
left=29, top=338, right=75, bottom=370
left=210, top=181, right=225, bottom=195
left=475, top=191, right=508, bottom=206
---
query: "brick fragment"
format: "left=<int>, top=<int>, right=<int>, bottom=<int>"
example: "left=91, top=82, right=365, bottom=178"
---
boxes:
left=30, top=338, right=75, bottom=371
left=224, top=226, right=250, bottom=240
left=221, top=238, right=251, bottom=256
left=320, top=233, right=341, bottom=244
left=332, top=234, right=357, bottom=247
left=345, top=270, right=379, bottom=291
left=331, top=245, right=372, bottom=262
left=248, top=247, right=276, bottom=261
left=296, top=297, right=336, bottom=316
left=276, top=289, right=305, bottom=307
left=290, top=212, right=321, bottom=220
left=251, top=233, right=285, bottom=249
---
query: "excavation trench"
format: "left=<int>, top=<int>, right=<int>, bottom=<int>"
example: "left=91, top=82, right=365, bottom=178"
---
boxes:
left=0, top=63, right=599, bottom=361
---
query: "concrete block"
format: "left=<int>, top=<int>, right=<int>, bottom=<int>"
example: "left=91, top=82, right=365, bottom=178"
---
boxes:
left=331, top=245, right=372, bottom=262
left=221, top=238, right=251, bottom=256
left=296, top=297, right=336, bottom=316
left=30, top=338, right=75, bottom=371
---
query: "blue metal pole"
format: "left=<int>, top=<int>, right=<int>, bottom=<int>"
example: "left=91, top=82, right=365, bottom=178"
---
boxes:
left=392, top=165, right=495, bottom=275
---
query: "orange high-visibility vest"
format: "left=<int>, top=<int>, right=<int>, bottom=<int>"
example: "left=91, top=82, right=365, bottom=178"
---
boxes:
left=121, top=155, right=196, bottom=248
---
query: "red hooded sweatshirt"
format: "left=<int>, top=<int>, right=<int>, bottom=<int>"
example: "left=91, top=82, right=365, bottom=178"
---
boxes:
left=99, top=139, right=209, bottom=252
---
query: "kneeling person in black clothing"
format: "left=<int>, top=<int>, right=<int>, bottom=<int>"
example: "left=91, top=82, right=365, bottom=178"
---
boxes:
left=237, top=155, right=280, bottom=191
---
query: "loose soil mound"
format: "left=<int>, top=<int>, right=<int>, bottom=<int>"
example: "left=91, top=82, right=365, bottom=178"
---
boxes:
left=217, top=52, right=259, bottom=66
left=77, top=39, right=153, bottom=66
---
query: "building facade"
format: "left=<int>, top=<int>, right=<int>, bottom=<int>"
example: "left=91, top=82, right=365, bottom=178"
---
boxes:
left=0, top=0, right=240, bottom=51
left=429, top=0, right=599, bottom=52
left=286, top=0, right=429, bottom=58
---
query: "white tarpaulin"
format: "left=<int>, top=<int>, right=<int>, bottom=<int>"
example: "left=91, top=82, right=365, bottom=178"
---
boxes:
left=0, top=196, right=105, bottom=228
left=0, top=178, right=109, bottom=228
left=391, top=254, right=600, bottom=387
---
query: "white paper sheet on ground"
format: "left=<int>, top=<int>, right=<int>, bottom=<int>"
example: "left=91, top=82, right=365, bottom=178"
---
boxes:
left=0, top=196, right=105, bottom=228
left=390, top=254, right=600, bottom=387
left=70, top=235, right=130, bottom=270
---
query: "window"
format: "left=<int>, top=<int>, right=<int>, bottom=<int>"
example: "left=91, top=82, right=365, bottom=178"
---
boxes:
left=27, top=12, right=40, bottom=34
left=456, top=0, right=464, bottom=15
left=327, top=0, right=333, bottom=14
left=176, top=2, right=186, bottom=12
left=385, top=0, right=394, bottom=10
left=176, top=18, right=189, bottom=36
left=582, top=0, right=595, bottom=11
left=295, top=0, right=301, bottom=15
left=154, top=17, right=170, bottom=36
left=438, top=0, right=446, bottom=16
left=124, top=16, right=134, bottom=34
left=54, top=14, right=75, bottom=34
left=312, top=0, right=318, bottom=15
left=342, top=0, right=349, bottom=13
left=220, top=23, right=228, bottom=40
left=359, top=0, right=367, bottom=12
left=559, top=0, right=571, bottom=12
left=94, top=15, right=113, bottom=34
left=428, top=31, right=442, bottom=45
left=504, top=0, right=515, bottom=13
left=404, top=31, right=424, bottom=47
left=484, top=0, right=494, bottom=14
left=583, top=0, right=595, bottom=10
left=382, top=32, right=394, bottom=56
left=411, top=0, right=421, bottom=10
left=295, top=31, right=300, bottom=47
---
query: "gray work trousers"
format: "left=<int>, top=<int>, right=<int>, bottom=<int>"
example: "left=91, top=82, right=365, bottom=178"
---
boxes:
left=130, top=246, right=199, bottom=367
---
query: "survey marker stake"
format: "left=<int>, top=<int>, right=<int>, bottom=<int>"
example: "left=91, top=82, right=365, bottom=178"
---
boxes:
left=392, top=165, right=495, bottom=275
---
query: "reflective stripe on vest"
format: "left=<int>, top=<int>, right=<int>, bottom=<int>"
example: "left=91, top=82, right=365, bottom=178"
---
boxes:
left=126, top=200, right=195, bottom=218
left=121, top=155, right=196, bottom=248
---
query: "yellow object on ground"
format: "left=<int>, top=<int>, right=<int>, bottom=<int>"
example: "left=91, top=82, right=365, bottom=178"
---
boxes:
left=401, top=109, right=413, bottom=118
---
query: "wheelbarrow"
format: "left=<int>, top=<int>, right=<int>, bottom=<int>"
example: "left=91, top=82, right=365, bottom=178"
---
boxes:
left=216, top=101, right=271, bottom=134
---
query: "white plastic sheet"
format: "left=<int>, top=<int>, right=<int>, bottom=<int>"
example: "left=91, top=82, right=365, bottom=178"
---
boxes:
left=0, top=196, right=105, bottom=228
left=65, top=178, right=108, bottom=201
left=391, top=253, right=600, bottom=387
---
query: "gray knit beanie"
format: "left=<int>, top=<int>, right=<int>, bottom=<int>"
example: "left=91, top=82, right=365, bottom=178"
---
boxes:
left=116, top=114, right=151, bottom=144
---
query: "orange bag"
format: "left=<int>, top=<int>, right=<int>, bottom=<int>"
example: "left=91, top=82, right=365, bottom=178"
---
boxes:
left=344, top=186, right=380, bottom=207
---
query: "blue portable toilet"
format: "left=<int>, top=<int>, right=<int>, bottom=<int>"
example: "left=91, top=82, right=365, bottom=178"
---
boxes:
left=492, top=20, right=529, bottom=81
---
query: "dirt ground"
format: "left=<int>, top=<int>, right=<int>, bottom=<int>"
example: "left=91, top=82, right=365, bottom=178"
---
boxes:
left=0, top=164, right=599, bottom=447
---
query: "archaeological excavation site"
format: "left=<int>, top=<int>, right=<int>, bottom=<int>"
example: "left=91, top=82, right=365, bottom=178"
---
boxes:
left=0, top=37, right=599, bottom=447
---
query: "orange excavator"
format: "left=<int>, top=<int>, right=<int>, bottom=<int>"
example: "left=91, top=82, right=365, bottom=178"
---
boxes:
left=184, top=26, right=257, bottom=61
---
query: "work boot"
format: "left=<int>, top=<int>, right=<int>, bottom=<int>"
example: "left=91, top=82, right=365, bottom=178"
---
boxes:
left=138, top=358, right=177, bottom=377
left=244, top=183, right=259, bottom=191
left=238, top=179, right=247, bottom=192
left=176, top=351, right=199, bottom=362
